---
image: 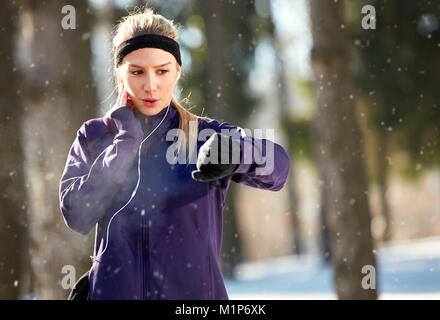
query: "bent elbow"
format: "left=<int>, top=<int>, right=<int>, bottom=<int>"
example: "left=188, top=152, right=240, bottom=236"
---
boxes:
left=63, top=213, right=93, bottom=235
left=60, top=201, right=93, bottom=235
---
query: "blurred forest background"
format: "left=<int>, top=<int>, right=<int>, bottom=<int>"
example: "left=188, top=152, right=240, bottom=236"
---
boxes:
left=0, top=0, right=439, bottom=300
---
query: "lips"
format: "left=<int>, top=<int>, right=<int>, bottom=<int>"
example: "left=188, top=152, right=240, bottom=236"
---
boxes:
left=142, top=98, right=160, bottom=107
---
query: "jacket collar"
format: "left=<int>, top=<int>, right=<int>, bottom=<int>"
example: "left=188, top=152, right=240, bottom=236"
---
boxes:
left=133, top=102, right=178, bottom=135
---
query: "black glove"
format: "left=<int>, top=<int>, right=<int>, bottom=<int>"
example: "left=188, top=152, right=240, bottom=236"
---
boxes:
left=191, top=132, right=241, bottom=182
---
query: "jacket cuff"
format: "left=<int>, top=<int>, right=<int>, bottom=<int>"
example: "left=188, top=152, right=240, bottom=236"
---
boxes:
left=232, top=136, right=254, bottom=174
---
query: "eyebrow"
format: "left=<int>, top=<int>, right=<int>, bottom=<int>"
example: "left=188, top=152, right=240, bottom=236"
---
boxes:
left=127, top=62, right=172, bottom=68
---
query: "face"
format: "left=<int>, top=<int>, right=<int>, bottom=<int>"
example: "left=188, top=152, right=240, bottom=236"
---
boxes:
left=118, top=47, right=181, bottom=116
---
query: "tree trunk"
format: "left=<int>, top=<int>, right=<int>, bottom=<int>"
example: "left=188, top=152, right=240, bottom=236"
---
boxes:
left=221, top=185, right=243, bottom=278
left=376, top=128, right=391, bottom=242
left=271, top=35, right=302, bottom=255
left=17, top=0, right=96, bottom=299
left=311, top=122, right=332, bottom=263
left=204, top=0, right=225, bottom=120
left=204, top=0, right=242, bottom=277
left=0, top=1, right=31, bottom=300
left=309, top=0, right=378, bottom=299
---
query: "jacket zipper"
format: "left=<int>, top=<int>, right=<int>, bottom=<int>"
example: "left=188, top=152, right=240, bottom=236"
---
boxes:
left=147, top=213, right=151, bottom=298
left=140, top=128, right=157, bottom=299
left=140, top=142, right=147, bottom=299
left=140, top=133, right=147, bottom=299
left=142, top=212, right=146, bottom=299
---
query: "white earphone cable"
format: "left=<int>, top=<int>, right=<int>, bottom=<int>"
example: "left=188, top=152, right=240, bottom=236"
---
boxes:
left=90, top=105, right=170, bottom=263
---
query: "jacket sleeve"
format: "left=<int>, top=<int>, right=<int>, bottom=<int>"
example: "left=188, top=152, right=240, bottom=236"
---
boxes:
left=211, top=120, right=291, bottom=191
left=59, top=121, right=143, bottom=235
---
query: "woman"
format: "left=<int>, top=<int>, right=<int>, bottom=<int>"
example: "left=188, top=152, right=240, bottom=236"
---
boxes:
left=59, top=6, right=290, bottom=300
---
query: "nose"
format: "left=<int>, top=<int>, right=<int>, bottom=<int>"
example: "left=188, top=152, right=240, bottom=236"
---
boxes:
left=143, top=72, right=157, bottom=92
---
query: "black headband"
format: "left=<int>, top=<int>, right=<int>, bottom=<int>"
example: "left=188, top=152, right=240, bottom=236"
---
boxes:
left=115, top=34, right=182, bottom=67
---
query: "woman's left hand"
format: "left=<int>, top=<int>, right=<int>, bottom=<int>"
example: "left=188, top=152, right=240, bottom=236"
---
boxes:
left=191, top=133, right=240, bottom=182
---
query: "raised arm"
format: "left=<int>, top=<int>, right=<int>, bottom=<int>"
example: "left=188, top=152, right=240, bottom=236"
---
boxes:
left=231, top=133, right=290, bottom=191
left=193, top=120, right=290, bottom=191
left=59, top=106, right=144, bottom=235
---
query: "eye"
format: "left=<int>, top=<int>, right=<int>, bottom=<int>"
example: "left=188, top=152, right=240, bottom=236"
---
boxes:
left=158, top=69, right=169, bottom=75
left=130, top=70, right=143, bottom=75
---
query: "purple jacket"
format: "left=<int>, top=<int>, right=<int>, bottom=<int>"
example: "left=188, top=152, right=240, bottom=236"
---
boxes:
left=59, top=103, right=290, bottom=300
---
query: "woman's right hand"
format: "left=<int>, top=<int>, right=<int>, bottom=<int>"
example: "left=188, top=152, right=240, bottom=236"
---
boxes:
left=116, top=83, right=135, bottom=110
left=111, top=84, right=143, bottom=140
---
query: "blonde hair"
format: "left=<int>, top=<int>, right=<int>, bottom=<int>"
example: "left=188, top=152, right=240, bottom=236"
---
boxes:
left=107, top=5, right=212, bottom=163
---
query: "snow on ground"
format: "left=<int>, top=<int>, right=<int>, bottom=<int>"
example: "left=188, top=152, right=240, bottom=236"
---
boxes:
left=225, top=236, right=440, bottom=300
